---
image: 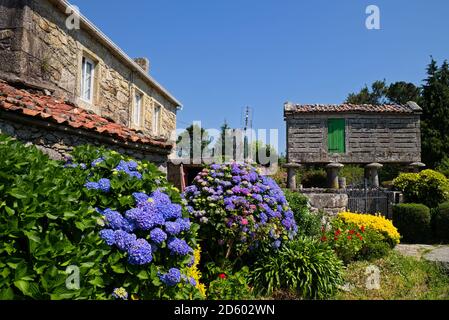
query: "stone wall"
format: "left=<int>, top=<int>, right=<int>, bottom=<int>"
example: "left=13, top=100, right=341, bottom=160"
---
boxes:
left=302, top=192, right=348, bottom=217
left=286, top=113, right=421, bottom=164
left=0, top=113, right=169, bottom=172
left=0, top=0, right=177, bottom=142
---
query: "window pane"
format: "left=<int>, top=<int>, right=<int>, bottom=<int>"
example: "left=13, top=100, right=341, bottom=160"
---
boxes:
left=153, top=105, right=161, bottom=135
left=81, top=58, right=94, bottom=102
left=134, top=94, right=142, bottom=125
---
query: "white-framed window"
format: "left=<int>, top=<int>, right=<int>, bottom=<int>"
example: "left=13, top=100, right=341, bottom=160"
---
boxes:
left=153, top=104, right=161, bottom=135
left=133, top=92, right=143, bottom=127
left=81, top=57, right=95, bottom=103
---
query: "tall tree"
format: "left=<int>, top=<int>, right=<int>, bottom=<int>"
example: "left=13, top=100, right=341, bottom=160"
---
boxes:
left=421, top=59, right=449, bottom=167
left=346, top=80, right=388, bottom=104
left=386, top=81, right=421, bottom=104
left=176, top=124, right=212, bottom=161
left=213, top=122, right=235, bottom=162
left=346, top=80, right=420, bottom=105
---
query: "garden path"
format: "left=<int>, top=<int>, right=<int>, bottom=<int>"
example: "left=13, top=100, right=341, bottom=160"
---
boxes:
left=395, top=244, right=449, bottom=270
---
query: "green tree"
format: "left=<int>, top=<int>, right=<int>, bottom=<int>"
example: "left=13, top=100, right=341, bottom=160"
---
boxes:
left=346, top=80, right=420, bottom=105
left=387, top=81, right=421, bottom=104
left=213, top=122, right=235, bottom=162
left=176, top=124, right=212, bottom=161
left=421, top=58, right=449, bottom=167
left=346, top=80, right=388, bottom=104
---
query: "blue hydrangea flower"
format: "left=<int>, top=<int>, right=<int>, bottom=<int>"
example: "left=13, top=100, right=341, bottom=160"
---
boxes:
left=103, top=209, right=135, bottom=232
left=85, top=182, right=99, bottom=190
left=165, top=221, right=181, bottom=235
left=98, top=178, right=111, bottom=192
left=127, top=239, right=153, bottom=265
left=189, top=277, right=197, bottom=286
left=125, top=207, right=164, bottom=231
left=150, top=228, right=167, bottom=245
left=159, top=268, right=181, bottom=286
left=91, top=157, right=105, bottom=167
left=99, top=229, right=116, bottom=246
left=114, top=230, right=137, bottom=251
left=167, top=238, right=193, bottom=256
left=133, top=192, right=149, bottom=204
left=272, top=240, right=282, bottom=249
left=176, top=218, right=192, bottom=232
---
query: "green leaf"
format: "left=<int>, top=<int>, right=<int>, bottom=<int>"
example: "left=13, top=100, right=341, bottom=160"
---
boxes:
left=137, top=270, right=149, bottom=280
left=14, top=280, right=29, bottom=295
left=111, top=264, right=126, bottom=274
left=0, top=288, right=14, bottom=300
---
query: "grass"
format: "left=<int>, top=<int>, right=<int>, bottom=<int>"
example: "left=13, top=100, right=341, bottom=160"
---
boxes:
left=335, top=252, right=449, bottom=300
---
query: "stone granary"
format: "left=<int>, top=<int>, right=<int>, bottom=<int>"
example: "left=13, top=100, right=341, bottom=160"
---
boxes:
left=284, top=102, right=424, bottom=189
left=0, top=0, right=181, bottom=171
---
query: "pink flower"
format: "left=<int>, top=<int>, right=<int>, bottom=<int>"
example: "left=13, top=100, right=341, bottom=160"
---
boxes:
left=241, top=219, right=249, bottom=226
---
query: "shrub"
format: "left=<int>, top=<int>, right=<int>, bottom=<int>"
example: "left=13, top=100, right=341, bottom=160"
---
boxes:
left=393, top=169, right=449, bottom=208
left=433, top=202, right=449, bottom=243
left=206, top=265, right=254, bottom=300
left=392, top=203, right=431, bottom=243
left=321, top=223, right=365, bottom=264
left=300, top=168, right=327, bottom=188
left=0, top=135, right=202, bottom=300
left=250, top=237, right=344, bottom=299
left=284, top=190, right=322, bottom=238
left=337, top=212, right=400, bottom=246
left=339, top=165, right=365, bottom=186
left=322, top=212, right=398, bottom=263
left=183, top=163, right=298, bottom=265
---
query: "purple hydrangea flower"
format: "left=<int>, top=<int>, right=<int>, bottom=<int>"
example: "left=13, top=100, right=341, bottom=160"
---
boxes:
left=114, top=230, right=137, bottom=251
left=165, top=221, right=181, bottom=235
left=167, top=238, right=193, bottom=256
left=99, top=229, right=116, bottom=246
left=128, top=239, right=153, bottom=265
left=150, top=228, right=167, bottom=245
left=159, top=268, right=181, bottom=286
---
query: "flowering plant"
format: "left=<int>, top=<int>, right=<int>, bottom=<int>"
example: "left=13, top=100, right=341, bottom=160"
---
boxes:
left=68, top=145, right=203, bottom=300
left=337, top=211, right=400, bottom=245
left=322, top=212, right=398, bottom=263
left=183, top=162, right=298, bottom=264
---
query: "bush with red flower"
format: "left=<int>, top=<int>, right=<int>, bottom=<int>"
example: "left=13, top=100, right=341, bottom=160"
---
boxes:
left=183, top=162, right=298, bottom=265
left=322, top=213, right=395, bottom=264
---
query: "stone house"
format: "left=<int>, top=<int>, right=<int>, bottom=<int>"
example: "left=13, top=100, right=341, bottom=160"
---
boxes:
left=284, top=102, right=423, bottom=189
left=0, top=0, right=181, bottom=170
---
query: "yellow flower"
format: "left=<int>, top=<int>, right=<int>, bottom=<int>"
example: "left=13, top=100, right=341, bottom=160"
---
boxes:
left=337, top=211, right=401, bottom=245
left=186, top=245, right=206, bottom=298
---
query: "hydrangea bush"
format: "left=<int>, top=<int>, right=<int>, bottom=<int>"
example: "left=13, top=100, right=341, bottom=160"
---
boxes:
left=67, top=145, right=203, bottom=300
left=183, top=162, right=298, bottom=264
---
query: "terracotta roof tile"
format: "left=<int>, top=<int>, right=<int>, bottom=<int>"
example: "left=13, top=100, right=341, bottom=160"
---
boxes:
left=0, top=82, right=172, bottom=150
left=284, top=102, right=422, bottom=115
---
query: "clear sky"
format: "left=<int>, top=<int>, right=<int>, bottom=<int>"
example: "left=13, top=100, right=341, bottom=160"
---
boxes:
left=69, top=0, right=449, bottom=154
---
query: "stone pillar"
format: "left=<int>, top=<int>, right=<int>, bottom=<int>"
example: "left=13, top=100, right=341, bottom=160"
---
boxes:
left=283, top=163, right=302, bottom=190
left=365, top=163, right=383, bottom=188
left=409, top=162, right=426, bottom=173
left=326, top=163, right=344, bottom=189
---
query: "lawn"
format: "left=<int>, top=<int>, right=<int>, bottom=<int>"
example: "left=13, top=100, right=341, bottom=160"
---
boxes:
left=335, top=252, right=449, bottom=300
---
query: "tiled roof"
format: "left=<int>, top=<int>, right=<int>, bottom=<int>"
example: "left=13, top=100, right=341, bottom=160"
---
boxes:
left=0, top=81, right=172, bottom=150
left=284, top=102, right=422, bottom=115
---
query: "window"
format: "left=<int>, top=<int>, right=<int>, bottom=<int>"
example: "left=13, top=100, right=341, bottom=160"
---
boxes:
left=328, top=118, right=346, bottom=153
left=81, top=57, right=95, bottom=102
left=153, top=104, right=161, bottom=135
left=133, top=92, right=143, bottom=127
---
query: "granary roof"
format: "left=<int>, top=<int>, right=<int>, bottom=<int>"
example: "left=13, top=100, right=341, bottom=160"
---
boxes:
left=0, top=81, right=172, bottom=150
left=284, top=101, right=422, bottom=116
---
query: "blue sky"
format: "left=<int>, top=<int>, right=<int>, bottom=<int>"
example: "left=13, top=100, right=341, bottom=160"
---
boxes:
left=69, top=0, right=449, bottom=154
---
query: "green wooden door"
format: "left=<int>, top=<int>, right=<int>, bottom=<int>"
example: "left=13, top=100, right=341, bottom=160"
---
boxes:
left=328, top=119, right=346, bottom=153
